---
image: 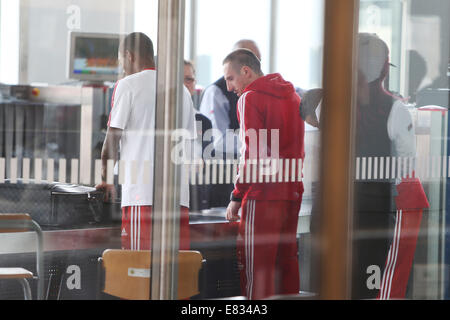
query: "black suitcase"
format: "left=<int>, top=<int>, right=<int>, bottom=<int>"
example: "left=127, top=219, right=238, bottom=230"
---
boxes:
left=0, top=179, right=105, bottom=228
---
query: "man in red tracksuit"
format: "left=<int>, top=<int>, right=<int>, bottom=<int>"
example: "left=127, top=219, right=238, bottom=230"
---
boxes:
left=223, top=49, right=305, bottom=300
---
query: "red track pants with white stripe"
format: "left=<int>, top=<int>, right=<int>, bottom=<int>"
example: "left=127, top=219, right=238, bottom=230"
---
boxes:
left=378, top=209, right=423, bottom=299
left=121, top=206, right=190, bottom=250
left=236, top=199, right=302, bottom=300
left=378, top=177, right=429, bottom=300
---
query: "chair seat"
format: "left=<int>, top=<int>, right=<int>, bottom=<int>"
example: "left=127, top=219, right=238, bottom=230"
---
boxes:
left=0, top=213, right=44, bottom=299
left=0, top=268, right=34, bottom=279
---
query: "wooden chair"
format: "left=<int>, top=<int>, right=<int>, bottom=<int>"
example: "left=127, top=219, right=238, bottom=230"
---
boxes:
left=0, top=214, right=44, bottom=300
left=98, top=249, right=205, bottom=300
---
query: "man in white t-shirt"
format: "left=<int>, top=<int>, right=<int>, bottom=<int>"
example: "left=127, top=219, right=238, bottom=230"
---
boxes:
left=353, top=33, right=429, bottom=299
left=304, top=34, right=429, bottom=300
left=96, top=32, right=196, bottom=250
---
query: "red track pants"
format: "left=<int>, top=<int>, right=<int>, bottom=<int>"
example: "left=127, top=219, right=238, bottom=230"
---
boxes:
left=378, top=209, right=424, bottom=299
left=378, top=177, right=429, bottom=300
left=236, top=199, right=302, bottom=300
left=121, top=205, right=190, bottom=250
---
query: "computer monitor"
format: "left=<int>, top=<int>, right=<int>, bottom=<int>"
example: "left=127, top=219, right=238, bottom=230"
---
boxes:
left=67, top=32, right=122, bottom=83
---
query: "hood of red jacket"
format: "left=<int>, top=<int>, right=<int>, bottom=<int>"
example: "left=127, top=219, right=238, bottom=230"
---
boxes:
left=244, top=73, right=295, bottom=99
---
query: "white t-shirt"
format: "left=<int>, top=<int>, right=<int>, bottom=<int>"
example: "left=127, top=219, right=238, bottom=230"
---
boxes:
left=109, top=69, right=196, bottom=208
left=387, top=100, right=416, bottom=158
left=387, top=100, right=417, bottom=185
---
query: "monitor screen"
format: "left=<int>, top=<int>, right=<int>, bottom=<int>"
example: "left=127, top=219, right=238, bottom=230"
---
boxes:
left=68, top=32, right=122, bottom=82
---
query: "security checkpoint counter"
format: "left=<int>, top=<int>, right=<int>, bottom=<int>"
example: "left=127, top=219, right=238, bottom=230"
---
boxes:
left=0, top=203, right=311, bottom=300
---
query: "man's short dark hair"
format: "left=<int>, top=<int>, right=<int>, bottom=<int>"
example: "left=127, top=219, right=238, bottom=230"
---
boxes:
left=223, top=49, right=262, bottom=75
left=120, top=32, right=154, bottom=61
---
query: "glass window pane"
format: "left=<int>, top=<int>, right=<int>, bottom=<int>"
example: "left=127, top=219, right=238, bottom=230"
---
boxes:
left=353, top=0, right=449, bottom=300
left=2, top=0, right=447, bottom=303
left=0, top=0, right=325, bottom=302
left=190, top=0, right=324, bottom=301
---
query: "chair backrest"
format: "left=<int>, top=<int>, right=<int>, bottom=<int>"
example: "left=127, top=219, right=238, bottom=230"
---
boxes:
left=0, top=213, right=44, bottom=300
left=101, top=249, right=203, bottom=300
left=0, top=214, right=32, bottom=233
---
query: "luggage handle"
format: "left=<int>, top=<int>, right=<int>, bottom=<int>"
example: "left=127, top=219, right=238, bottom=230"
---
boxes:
left=50, top=191, right=103, bottom=224
left=87, top=192, right=103, bottom=223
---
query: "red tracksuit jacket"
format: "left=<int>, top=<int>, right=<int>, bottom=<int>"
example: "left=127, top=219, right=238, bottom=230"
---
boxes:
left=232, top=73, right=305, bottom=201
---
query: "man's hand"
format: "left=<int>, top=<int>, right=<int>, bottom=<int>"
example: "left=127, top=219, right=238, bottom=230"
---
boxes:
left=97, top=126, right=122, bottom=203
left=95, top=182, right=117, bottom=202
left=226, top=201, right=242, bottom=222
left=305, top=113, right=320, bottom=128
left=300, top=88, right=322, bottom=128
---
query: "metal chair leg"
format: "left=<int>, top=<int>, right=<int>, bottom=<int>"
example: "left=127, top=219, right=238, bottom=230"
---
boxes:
left=18, top=279, right=32, bottom=300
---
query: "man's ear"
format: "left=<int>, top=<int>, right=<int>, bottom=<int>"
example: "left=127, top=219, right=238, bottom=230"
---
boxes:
left=242, top=66, right=253, bottom=78
left=379, top=60, right=390, bottom=81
